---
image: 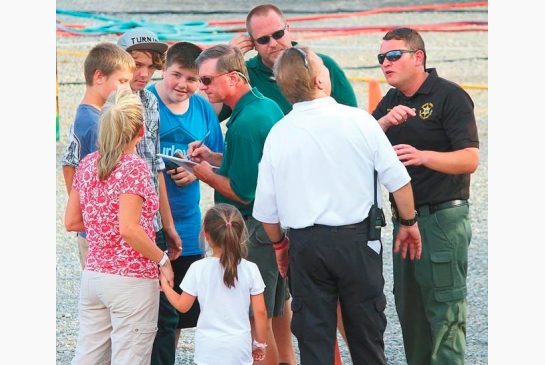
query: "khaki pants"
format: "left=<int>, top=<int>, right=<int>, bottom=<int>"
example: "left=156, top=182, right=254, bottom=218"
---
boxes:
left=72, top=270, right=160, bottom=365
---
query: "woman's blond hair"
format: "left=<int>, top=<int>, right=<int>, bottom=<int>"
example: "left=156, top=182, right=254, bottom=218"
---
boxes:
left=97, top=88, right=144, bottom=180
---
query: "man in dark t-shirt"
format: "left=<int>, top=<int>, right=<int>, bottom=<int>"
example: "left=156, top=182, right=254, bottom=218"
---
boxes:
left=372, top=27, right=480, bottom=365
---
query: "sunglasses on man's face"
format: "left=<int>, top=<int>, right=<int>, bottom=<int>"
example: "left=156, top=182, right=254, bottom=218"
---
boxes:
left=199, top=72, right=229, bottom=86
left=377, top=49, right=417, bottom=65
left=200, top=70, right=247, bottom=86
left=253, top=25, right=287, bottom=45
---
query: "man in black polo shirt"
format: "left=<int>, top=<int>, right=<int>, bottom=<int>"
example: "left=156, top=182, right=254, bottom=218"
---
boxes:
left=372, top=28, right=480, bottom=365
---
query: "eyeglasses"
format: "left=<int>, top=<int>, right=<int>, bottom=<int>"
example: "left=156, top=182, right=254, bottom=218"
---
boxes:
left=200, top=70, right=248, bottom=86
left=199, top=72, right=229, bottom=86
left=377, top=49, right=417, bottom=65
left=253, top=25, right=288, bottom=45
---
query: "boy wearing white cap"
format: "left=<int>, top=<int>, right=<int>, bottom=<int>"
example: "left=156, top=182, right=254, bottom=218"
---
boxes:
left=118, top=28, right=184, bottom=365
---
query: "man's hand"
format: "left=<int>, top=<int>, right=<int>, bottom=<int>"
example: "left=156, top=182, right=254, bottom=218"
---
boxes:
left=166, top=166, right=197, bottom=187
left=273, top=235, right=289, bottom=278
left=230, top=34, right=255, bottom=55
left=163, top=225, right=182, bottom=261
left=394, top=144, right=426, bottom=167
left=192, top=161, right=215, bottom=185
left=187, top=141, right=213, bottom=163
left=394, top=224, right=422, bottom=260
left=378, top=105, right=416, bottom=131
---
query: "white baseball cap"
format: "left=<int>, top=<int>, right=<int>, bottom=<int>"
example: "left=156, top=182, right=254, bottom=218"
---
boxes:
left=117, top=28, right=168, bottom=53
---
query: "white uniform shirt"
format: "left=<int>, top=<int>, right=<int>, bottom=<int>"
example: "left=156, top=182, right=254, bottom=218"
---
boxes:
left=180, top=257, right=265, bottom=365
left=253, top=96, right=410, bottom=229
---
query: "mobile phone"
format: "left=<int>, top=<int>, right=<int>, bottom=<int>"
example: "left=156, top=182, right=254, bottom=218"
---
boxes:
left=164, top=160, right=178, bottom=171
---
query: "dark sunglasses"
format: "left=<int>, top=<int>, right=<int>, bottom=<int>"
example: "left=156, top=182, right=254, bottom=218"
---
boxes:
left=253, top=25, right=287, bottom=45
left=200, top=72, right=229, bottom=86
left=200, top=70, right=247, bottom=86
left=377, top=49, right=417, bottom=65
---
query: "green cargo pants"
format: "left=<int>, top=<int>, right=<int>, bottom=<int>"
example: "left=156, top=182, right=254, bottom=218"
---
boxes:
left=392, top=203, right=471, bottom=365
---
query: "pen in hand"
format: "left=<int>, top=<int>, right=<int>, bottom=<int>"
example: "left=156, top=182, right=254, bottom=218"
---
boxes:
left=189, top=130, right=211, bottom=161
left=194, top=129, right=211, bottom=150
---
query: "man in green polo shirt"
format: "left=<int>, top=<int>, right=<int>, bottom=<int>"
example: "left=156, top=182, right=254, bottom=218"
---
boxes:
left=187, top=44, right=286, bottom=365
left=229, top=3, right=357, bottom=115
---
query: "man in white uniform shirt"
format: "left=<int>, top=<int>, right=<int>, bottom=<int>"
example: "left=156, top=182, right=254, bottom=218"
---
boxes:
left=252, top=46, right=423, bottom=365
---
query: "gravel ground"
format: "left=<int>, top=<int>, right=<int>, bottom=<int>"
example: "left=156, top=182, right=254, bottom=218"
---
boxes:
left=56, top=2, right=488, bottom=364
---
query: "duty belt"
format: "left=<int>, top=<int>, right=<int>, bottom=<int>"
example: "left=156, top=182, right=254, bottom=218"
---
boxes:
left=392, top=199, right=468, bottom=219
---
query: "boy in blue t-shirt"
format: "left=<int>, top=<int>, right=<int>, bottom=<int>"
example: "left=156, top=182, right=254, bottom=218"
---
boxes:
left=61, top=43, right=135, bottom=267
left=147, top=41, right=224, bottom=364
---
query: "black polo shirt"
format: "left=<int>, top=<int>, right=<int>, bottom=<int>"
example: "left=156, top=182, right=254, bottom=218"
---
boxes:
left=372, top=68, right=479, bottom=206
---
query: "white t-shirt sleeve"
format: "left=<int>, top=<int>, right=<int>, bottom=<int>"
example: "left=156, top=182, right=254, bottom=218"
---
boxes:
left=179, top=262, right=198, bottom=297
left=249, top=262, right=266, bottom=295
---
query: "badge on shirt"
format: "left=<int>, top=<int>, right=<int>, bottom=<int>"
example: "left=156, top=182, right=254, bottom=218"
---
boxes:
left=419, top=102, right=433, bottom=120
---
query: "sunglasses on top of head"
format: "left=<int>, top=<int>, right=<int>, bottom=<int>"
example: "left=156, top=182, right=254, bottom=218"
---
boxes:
left=252, top=25, right=288, bottom=45
left=377, top=49, right=417, bottom=65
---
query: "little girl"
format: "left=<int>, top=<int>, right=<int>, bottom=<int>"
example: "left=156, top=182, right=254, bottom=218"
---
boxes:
left=160, top=203, right=268, bottom=364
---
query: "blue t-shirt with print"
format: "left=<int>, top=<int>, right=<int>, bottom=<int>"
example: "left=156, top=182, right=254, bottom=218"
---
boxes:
left=148, top=85, right=224, bottom=256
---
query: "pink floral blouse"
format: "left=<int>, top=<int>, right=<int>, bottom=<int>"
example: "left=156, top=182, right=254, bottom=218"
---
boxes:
left=73, top=152, right=160, bottom=279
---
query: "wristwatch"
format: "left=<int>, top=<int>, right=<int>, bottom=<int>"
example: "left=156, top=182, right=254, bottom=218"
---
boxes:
left=158, top=252, right=169, bottom=267
left=399, top=211, right=418, bottom=226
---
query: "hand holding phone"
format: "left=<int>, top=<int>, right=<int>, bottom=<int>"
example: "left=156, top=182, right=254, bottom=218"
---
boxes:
left=164, top=160, right=179, bottom=171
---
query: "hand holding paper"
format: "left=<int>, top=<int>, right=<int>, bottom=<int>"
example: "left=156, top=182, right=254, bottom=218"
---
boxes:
left=158, top=153, right=219, bottom=175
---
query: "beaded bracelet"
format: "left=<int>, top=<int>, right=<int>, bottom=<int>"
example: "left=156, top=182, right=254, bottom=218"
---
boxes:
left=252, top=339, right=268, bottom=350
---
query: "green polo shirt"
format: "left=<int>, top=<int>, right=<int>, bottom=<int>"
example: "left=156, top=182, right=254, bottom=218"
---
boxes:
left=215, top=87, right=284, bottom=217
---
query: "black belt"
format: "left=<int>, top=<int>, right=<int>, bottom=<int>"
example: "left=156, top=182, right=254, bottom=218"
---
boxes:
left=295, top=218, right=369, bottom=232
left=392, top=199, right=468, bottom=219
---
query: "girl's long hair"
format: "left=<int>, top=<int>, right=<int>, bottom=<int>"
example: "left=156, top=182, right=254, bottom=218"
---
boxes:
left=97, top=88, right=143, bottom=181
left=203, top=203, right=248, bottom=288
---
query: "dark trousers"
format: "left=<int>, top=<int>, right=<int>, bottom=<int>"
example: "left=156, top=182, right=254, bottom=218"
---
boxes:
left=151, top=229, right=178, bottom=365
left=151, top=231, right=201, bottom=365
left=151, top=292, right=179, bottom=365
left=289, top=220, right=387, bottom=365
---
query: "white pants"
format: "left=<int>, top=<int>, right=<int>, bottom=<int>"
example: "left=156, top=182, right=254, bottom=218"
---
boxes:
left=72, top=270, right=160, bottom=365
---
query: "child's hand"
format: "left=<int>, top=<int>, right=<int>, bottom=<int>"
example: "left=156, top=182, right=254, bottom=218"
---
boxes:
left=252, top=348, right=265, bottom=362
left=159, top=272, right=169, bottom=291
left=159, top=260, right=174, bottom=288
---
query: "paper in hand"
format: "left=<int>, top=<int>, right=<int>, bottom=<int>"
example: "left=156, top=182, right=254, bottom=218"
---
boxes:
left=158, top=153, right=218, bottom=174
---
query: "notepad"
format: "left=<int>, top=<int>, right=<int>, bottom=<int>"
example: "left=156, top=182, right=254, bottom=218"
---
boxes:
left=158, top=153, right=219, bottom=174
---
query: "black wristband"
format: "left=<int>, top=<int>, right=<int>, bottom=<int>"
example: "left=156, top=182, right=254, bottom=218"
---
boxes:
left=399, top=211, right=418, bottom=226
left=271, top=233, right=286, bottom=244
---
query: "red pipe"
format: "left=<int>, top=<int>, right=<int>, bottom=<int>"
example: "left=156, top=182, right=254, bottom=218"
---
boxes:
left=209, top=1, right=488, bottom=26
